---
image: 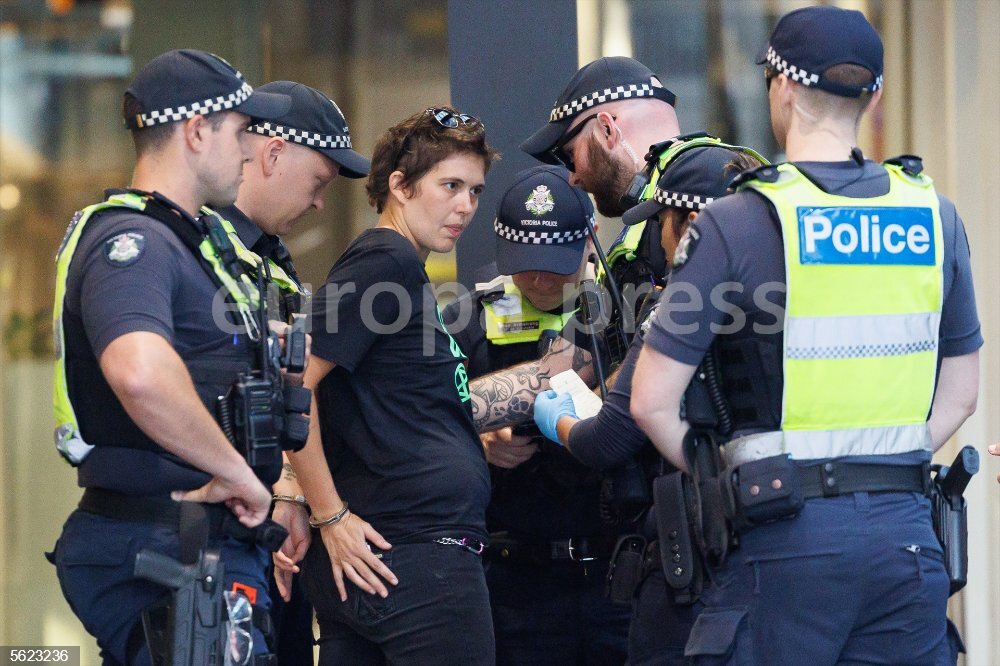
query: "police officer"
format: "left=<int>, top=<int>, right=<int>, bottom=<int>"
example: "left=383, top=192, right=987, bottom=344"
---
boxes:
left=218, top=80, right=370, bottom=666
left=443, top=165, right=630, bottom=665
left=51, top=50, right=293, bottom=664
left=533, top=141, right=763, bottom=665
left=631, top=7, right=980, bottom=663
left=467, top=59, right=683, bottom=435
left=521, top=56, right=685, bottom=355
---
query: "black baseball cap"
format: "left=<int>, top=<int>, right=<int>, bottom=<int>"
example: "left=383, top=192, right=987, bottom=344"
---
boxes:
left=622, top=145, right=752, bottom=226
left=247, top=81, right=370, bottom=179
left=494, top=165, right=594, bottom=276
left=123, top=49, right=290, bottom=130
left=520, top=57, right=676, bottom=164
left=757, top=6, right=883, bottom=98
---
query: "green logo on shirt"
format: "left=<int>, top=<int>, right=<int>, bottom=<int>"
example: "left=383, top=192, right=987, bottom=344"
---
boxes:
left=437, top=304, right=470, bottom=403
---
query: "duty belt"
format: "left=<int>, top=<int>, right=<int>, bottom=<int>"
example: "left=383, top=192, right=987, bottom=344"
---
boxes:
left=79, top=488, right=288, bottom=553
left=796, top=460, right=930, bottom=498
left=486, top=532, right=612, bottom=565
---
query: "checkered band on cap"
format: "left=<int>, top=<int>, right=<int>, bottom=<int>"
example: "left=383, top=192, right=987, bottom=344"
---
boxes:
left=248, top=122, right=352, bottom=149
left=549, top=83, right=661, bottom=122
left=765, top=46, right=883, bottom=91
left=764, top=47, right=821, bottom=87
left=653, top=188, right=714, bottom=211
left=494, top=218, right=590, bottom=245
left=132, top=81, right=254, bottom=128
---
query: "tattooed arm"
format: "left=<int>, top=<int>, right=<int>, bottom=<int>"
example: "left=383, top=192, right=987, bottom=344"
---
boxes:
left=470, top=336, right=593, bottom=432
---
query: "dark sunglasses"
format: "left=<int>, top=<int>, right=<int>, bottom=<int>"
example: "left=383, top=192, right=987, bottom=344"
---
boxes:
left=427, top=107, right=483, bottom=130
left=764, top=65, right=777, bottom=92
left=550, top=113, right=612, bottom=172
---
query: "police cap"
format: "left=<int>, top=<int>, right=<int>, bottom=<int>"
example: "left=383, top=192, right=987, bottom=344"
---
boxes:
left=123, top=49, right=290, bottom=130
left=494, top=165, right=594, bottom=276
left=520, top=57, right=676, bottom=165
left=622, top=145, right=750, bottom=226
left=248, top=81, right=370, bottom=179
left=757, top=5, right=883, bottom=98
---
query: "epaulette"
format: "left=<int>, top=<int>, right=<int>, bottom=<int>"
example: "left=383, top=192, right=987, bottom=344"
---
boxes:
left=883, top=154, right=924, bottom=177
left=730, top=163, right=781, bottom=189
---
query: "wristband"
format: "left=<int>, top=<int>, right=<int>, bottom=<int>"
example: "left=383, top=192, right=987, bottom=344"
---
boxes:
left=308, top=502, right=350, bottom=528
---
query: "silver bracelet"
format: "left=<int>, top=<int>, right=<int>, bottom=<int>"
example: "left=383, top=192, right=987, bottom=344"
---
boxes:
left=272, top=494, right=310, bottom=515
left=308, top=502, right=350, bottom=528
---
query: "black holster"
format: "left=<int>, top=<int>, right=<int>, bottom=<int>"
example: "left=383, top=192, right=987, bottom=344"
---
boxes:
left=682, top=429, right=734, bottom=565
left=930, top=445, right=979, bottom=595
left=652, top=471, right=702, bottom=604
left=606, top=535, right=647, bottom=606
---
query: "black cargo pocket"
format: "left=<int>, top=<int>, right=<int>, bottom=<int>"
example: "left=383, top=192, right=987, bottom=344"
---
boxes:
left=684, top=607, right=752, bottom=665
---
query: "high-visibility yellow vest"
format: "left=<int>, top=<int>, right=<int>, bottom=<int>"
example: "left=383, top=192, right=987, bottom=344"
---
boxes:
left=483, top=281, right=576, bottom=346
left=729, top=162, right=943, bottom=462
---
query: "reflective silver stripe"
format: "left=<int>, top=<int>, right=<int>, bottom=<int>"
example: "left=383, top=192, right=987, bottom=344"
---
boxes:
left=786, top=312, right=940, bottom=360
left=723, top=424, right=932, bottom=467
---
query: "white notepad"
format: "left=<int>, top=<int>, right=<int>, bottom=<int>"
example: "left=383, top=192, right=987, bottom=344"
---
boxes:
left=549, top=370, right=603, bottom=419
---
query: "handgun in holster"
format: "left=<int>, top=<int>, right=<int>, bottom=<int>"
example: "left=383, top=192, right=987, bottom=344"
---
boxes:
left=930, top=445, right=979, bottom=595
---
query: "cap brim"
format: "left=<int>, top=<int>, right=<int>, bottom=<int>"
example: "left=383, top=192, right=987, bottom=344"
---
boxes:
left=495, top=235, right=586, bottom=276
left=319, top=147, right=370, bottom=179
left=519, top=119, right=572, bottom=163
left=238, top=90, right=293, bottom=122
left=622, top=197, right=664, bottom=226
left=754, top=43, right=769, bottom=65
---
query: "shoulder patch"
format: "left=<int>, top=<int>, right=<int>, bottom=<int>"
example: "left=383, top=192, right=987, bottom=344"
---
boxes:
left=672, top=225, right=700, bottom=268
left=104, top=232, right=145, bottom=267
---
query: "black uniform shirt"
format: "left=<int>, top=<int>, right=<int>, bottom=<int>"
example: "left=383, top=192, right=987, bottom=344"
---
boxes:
left=310, top=228, right=490, bottom=542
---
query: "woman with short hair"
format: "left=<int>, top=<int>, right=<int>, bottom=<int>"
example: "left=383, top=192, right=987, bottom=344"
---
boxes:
left=279, top=106, right=500, bottom=664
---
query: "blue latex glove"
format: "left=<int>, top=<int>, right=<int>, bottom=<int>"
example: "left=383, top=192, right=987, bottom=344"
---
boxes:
left=533, top=389, right=578, bottom=445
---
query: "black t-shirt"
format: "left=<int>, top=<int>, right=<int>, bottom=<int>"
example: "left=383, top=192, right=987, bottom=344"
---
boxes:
left=66, top=193, right=247, bottom=493
left=310, top=228, right=490, bottom=542
left=442, top=278, right=607, bottom=539
left=645, top=160, right=983, bottom=440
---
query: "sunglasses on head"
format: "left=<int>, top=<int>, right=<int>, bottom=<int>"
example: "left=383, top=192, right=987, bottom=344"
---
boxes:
left=550, top=113, right=614, bottom=173
left=394, top=107, right=485, bottom=170
left=426, top=107, right=484, bottom=130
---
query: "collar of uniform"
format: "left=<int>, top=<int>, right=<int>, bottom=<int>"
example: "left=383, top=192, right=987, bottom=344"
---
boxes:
left=214, top=204, right=267, bottom=254
left=111, top=187, right=201, bottom=225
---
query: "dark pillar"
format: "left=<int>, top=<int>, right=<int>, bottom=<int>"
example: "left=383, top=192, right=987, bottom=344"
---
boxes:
left=447, top=0, right=578, bottom=288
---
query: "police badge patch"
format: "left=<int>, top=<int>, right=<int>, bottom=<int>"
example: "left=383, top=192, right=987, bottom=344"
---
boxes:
left=104, top=232, right=145, bottom=267
left=525, top=185, right=555, bottom=216
left=672, top=226, right=700, bottom=268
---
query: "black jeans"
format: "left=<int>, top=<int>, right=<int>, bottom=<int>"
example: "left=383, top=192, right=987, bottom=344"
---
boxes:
left=486, top=557, right=630, bottom=666
left=301, top=539, right=495, bottom=665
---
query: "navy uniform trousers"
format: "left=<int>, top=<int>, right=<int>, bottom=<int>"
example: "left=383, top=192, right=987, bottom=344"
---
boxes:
left=684, top=491, right=962, bottom=665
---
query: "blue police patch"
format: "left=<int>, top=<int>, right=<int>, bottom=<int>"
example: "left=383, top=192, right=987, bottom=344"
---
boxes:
left=797, top=206, right=935, bottom=266
left=104, top=232, right=146, bottom=267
